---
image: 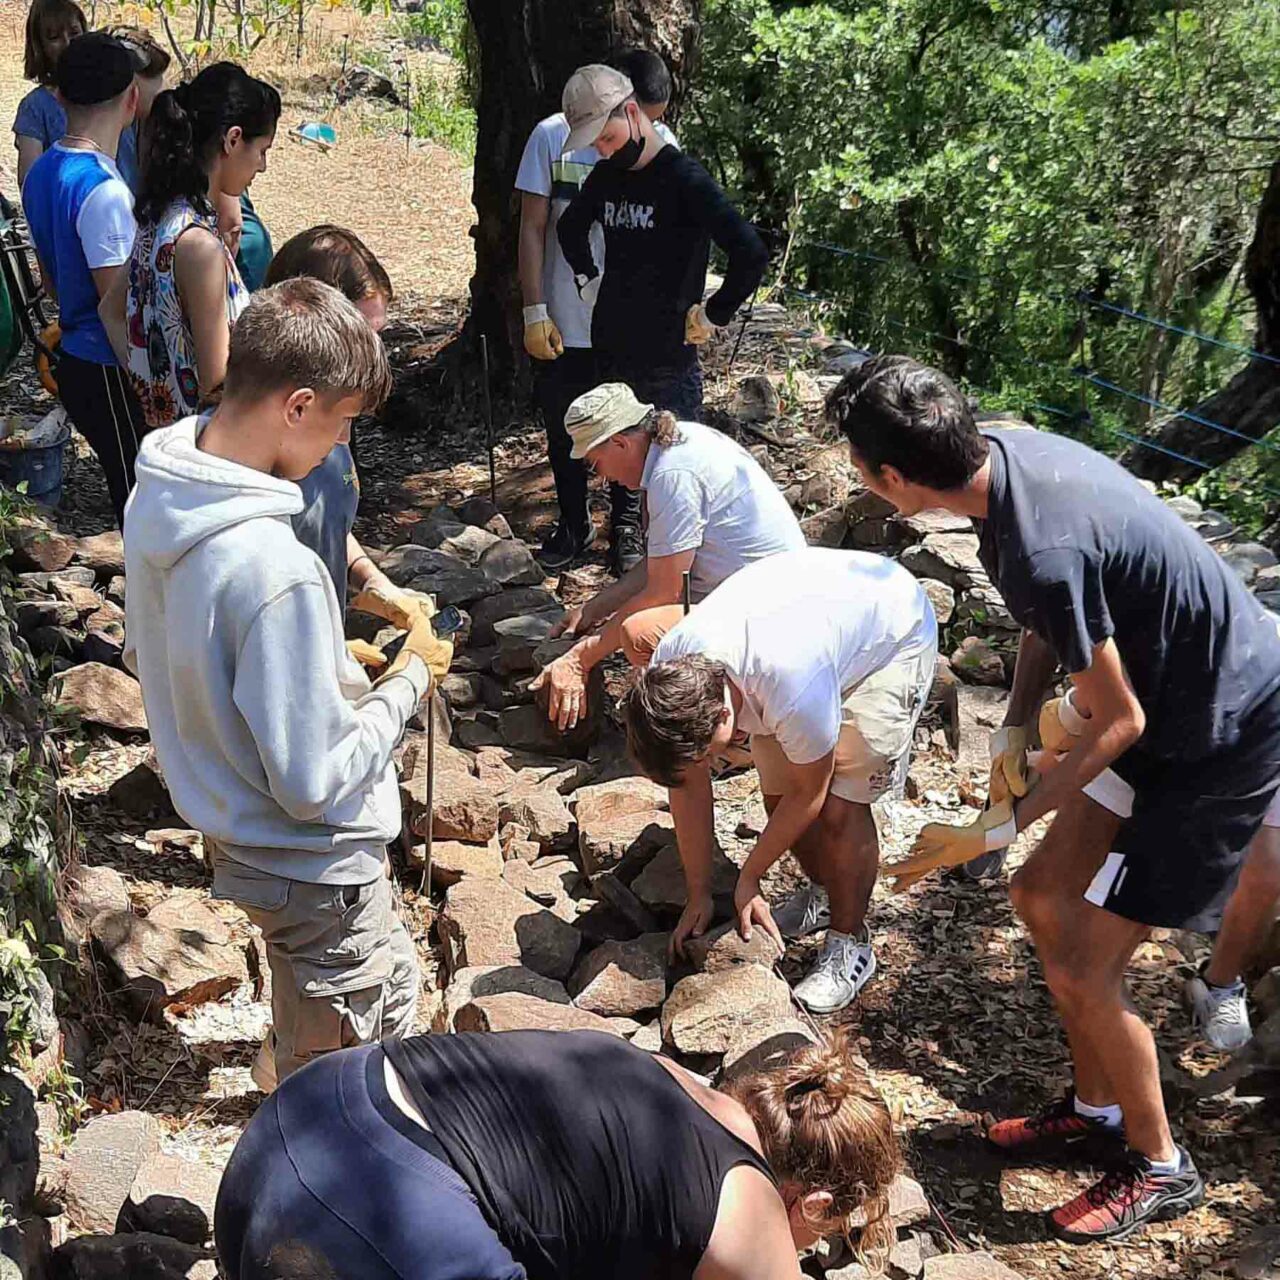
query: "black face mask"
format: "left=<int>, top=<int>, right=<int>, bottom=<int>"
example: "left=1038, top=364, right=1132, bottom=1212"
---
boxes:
left=606, top=115, right=645, bottom=170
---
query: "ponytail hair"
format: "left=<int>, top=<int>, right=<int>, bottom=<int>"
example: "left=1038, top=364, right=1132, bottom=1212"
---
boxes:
left=723, top=1028, right=901, bottom=1266
left=137, top=62, right=281, bottom=224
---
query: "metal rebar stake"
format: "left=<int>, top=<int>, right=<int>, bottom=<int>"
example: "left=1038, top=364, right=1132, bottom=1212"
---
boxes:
left=418, top=690, right=436, bottom=897
left=682, top=570, right=692, bottom=616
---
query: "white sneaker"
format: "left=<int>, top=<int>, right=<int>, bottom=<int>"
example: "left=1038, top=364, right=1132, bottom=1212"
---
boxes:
left=793, top=930, right=876, bottom=1014
left=1185, top=968, right=1252, bottom=1051
left=772, top=883, right=831, bottom=940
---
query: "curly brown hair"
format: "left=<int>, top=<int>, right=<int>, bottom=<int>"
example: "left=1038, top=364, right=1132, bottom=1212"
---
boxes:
left=621, top=653, right=727, bottom=786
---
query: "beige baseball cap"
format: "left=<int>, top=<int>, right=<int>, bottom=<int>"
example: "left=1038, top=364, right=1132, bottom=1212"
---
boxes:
left=562, top=64, right=634, bottom=152
left=566, top=383, right=653, bottom=459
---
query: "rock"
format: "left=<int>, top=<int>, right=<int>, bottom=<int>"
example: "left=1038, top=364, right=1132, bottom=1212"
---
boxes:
left=20, top=565, right=96, bottom=591
left=73, top=530, right=126, bottom=577
left=89, top=907, right=248, bottom=1021
left=953, top=581, right=1019, bottom=632
left=684, top=921, right=782, bottom=974
left=405, top=770, right=499, bottom=844
left=55, top=664, right=147, bottom=733
left=106, top=574, right=127, bottom=608
left=0, top=1071, right=40, bottom=1279
left=1253, top=967, right=1280, bottom=1021
left=434, top=964, right=570, bottom=1031
left=632, top=842, right=737, bottom=915
left=84, top=603, right=127, bottom=666
left=846, top=488, right=897, bottom=522
left=51, top=1232, right=213, bottom=1280
left=378, top=546, right=495, bottom=606
left=922, top=579, right=955, bottom=626
left=955, top=685, right=1010, bottom=776
left=66, top=865, right=130, bottom=929
left=30, top=624, right=82, bottom=659
left=439, top=876, right=580, bottom=980
left=660, top=966, right=793, bottom=1054
left=921, top=1254, right=1023, bottom=1280
left=107, top=758, right=174, bottom=819
left=569, top=936, right=668, bottom=1017
left=473, top=747, right=517, bottom=789
left=399, top=733, right=473, bottom=780
left=630, top=1020, right=663, bottom=1053
left=492, top=613, right=560, bottom=676
left=409, top=837, right=503, bottom=887
left=15, top=597, right=79, bottom=635
left=590, top=873, right=662, bottom=938
left=336, top=62, right=401, bottom=104
left=900, top=531, right=985, bottom=589
left=456, top=495, right=501, bottom=527
left=1221, top=541, right=1278, bottom=586
left=436, top=524, right=502, bottom=566
left=579, top=808, right=675, bottom=876
left=63, top=1111, right=162, bottom=1233
left=468, top=587, right=561, bottom=644
left=1193, top=509, right=1235, bottom=542
left=498, top=787, right=573, bottom=852
left=479, top=539, right=545, bottom=588
left=721, top=1014, right=816, bottom=1079
left=801, top=507, right=848, bottom=547
left=574, top=776, right=668, bottom=828
left=1166, top=495, right=1203, bottom=520
left=1232, top=1225, right=1280, bottom=1280
left=456, top=717, right=505, bottom=749
left=10, top=520, right=77, bottom=573
left=852, top=1173, right=931, bottom=1231
left=439, top=672, right=484, bottom=712
left=950, top=636, right=1006, bottom=687
left=453, top=992, right=623, bottom=1035
left=51, top=578, right=106, bottom=615
left=118, top=1151, right=221, bottom=1244
left=502, top=858, right=576, bottom=914
left=500, top=701, right=599, bottom=760
left=731, top=374, right=780, bottom=423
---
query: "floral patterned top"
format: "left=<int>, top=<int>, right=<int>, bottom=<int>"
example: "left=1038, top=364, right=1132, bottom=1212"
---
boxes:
left=125, top=198, right=249, bottom=430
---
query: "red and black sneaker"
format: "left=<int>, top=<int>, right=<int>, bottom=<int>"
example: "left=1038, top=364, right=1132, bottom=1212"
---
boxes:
left=986, top=1091, right=1124, bottom=1162
left=1048, top=1146, right=1204, bottom=1243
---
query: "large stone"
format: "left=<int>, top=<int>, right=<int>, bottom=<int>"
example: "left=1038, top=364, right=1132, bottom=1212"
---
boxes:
left=84, top=602, right=126, bottom=666
left=107, top=757, right=174, bottom=819
left=454, top=992, right=623, bottom=1035
left=434, top=964, right=570, bottom=1031
left=439, top=877, right=580, bottom=980
left=63, top=1111, right=162, bottom=1233
left=921, top=579, right=955, bottom=626
left=412, top=837, right=503, bottom=887
left=660, top=966, right=793, bottom=1054
left=921, top=1254, right=1024, bottom=1280
left=1252, top=966, right=1280, bottom=1021
left=591, top=874, right=662, bottom=938
left=573, top=776, right=669, bottom=829
left=479, top=538, right=545, bottom=588
left=492, top=613, right=561, bottom=676
left=1221, top=541, right=1279, bottom=587
left=632, top=842, right=737, bottom=915
left=721, top=1014, right=816, bottom=1080
left=439, top=672, right=484, bottom=711
left=900, top=532, right=985, bottom=589
left=469, top=587, right=561, bottom=644
left=953, top=581, right=1018, bottom=632
left=51, top=1233, right=214, bottom=1280
left=569, top=935, right=669, bottom=1017
left=119, top=1151, right=222, bottom=1245
left=55, top=663, right=147, bottom=733
left=90, top=907, right=248, bottom=1021
left=73, top=530, right=126, bottom=577
left=950, top=636, right=1006, bottom=687
left=579, top=808, right=675, bottom=875
left=498, top=787, right=573, bottom=852
left=51, top=578, right=106, bottom=615
left=66, top=864, right=130, bottom=930
left=500, top=701, right=599, bottom=760
left=406, top=771, right=499, bottom=844
left=731, top=374, right=781, bottom=423
left=30, top=624, right=82, bottom=660
left=10, top=520, right=76, bottom=573
left=503, top=857, right=579, bottom=912
left=15, top=597, right=78, bottom=635
left=378, top=546, right=496, bottom=606
left=684, top=920, right=782, bottom=974
left=801, top=507, right=848, bottom=547
left=0, top=1073, right=40, bottom=1280
left=852, top=1173, right=931, bottom=1230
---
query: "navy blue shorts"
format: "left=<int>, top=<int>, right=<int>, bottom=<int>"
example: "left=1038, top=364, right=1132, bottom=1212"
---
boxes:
left=214, top=1046, right=526, bottom=1280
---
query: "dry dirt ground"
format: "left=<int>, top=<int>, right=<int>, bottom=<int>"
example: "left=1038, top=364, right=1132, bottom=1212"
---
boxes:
left=0, top=7, right=1276, bottom=1278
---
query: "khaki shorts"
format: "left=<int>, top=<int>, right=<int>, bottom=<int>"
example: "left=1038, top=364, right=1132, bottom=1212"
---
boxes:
left=210, top=845, right=420, bottom=1089
left=753, top=645, right=937, bottom=805
left=620, top=604, right=687, bottom=667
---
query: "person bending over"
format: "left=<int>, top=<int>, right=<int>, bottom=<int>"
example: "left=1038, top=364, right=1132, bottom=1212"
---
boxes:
left=622, top=547, right=938, bottom=1013
left=124, top=280, right=452, bottom=1093
left=829, top=354, right=1280, bottom=1243
left=531, top=382, right=804, bottom=730
left=215, top=1027, right=899, bottom=1280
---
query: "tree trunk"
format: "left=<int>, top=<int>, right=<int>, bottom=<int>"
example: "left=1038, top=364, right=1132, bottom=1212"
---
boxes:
left=461, top=0, right=702, bottom=393
left=1122, top=159, right=1280, bottom=481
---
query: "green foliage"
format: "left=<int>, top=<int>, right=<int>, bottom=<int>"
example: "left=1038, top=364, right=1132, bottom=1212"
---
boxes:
left=688, top=0, right=1280, bottom=525
left=397, top=0, right=468, bottom=56
left=409, top=70, right=477, bottom=155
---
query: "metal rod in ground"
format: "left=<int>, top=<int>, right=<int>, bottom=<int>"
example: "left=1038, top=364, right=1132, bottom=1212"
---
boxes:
left=728, top=287, right=758, bottom=378
left=418, top=690, right=436, bottom=897
left=682, top=570, right=692, bottom=616
left=481, top=334, right=496, bottom=508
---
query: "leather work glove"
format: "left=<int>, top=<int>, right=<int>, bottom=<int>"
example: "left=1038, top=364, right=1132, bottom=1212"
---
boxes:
left=685, top=303, right=717, bottom=345
left=1033, top=688, right=1089, bottom=767
left=886, top=799, right=1018, bottom=892
left=376, top=615, right=454, bottom=689
left=346, top=638, right=388, bottom=671
left=350, top=584, right=435, bottom=632
left=988, top=725, right=1032, bottom=803
left=523, top=305, right=564, bottom=361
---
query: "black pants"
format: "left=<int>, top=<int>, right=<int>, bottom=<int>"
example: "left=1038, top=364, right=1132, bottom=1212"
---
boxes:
left=57, top=352, right=146, bottom=530
left=534, top=347, right=641, bottom=535
left=600, top=345, right=704, bottom=423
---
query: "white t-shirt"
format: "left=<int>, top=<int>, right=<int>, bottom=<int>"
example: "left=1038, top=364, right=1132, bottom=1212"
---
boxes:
left=514, top=113, right=679, bottom=349
left=653, top=548, right=937, bottom=765
left=641, top=420, right=804, bottom=599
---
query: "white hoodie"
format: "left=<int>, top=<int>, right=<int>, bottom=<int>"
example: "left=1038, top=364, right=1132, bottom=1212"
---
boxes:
left=123, top=417, right=428, bottom=885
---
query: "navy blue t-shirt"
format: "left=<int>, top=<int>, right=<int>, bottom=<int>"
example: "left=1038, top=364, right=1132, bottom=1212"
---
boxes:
left=293, top=443, right=360, bottom=604
left=975, top=428, right=1280, bottom=762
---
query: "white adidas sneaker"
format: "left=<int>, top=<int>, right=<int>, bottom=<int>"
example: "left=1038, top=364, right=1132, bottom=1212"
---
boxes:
left=793, top=929, right=876, bottom=1014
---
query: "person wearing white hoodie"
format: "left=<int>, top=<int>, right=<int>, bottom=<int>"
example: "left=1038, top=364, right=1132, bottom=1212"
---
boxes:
left=124, top=277, right=451, bottom=1091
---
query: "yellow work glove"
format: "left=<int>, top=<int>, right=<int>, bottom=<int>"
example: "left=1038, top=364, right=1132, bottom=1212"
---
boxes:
left=886, top=799, right=1018, bottom=892
left=988, top=725, right=1032, bottom=801
left=376, top=615, right=454, bottom=689
left=350, top=584, right=435, bottom=632
left=685, top=303, right=717, bottom=345
left=1039, top=688, right=1088, bottom=755
left=346, top=638, right=388, bottom=671
left=522, top=304, right=564, bottom=361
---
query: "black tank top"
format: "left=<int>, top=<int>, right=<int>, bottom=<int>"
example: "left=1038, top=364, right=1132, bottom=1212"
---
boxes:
left=383, top=1030, right=778, bottom=1280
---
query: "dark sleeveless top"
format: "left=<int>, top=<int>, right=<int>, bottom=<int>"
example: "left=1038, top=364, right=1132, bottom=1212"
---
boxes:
left=382, top=1030, right=778, bottom=1280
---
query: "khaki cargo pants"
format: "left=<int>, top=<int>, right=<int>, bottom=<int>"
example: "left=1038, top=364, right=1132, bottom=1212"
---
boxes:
left=209, top=844, right=420, bottom=1092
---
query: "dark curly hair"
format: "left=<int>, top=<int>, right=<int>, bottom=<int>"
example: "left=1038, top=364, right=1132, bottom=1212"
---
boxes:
left=137, top=62, right=281, bottom=224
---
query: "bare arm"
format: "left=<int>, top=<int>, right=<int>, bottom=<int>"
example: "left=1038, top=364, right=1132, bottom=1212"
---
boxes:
left=173, top=227, right=232, bottom=400
left=740, top=752, right=834, bottom=885
left=574, top=550, right=695, bottom=674
left=695, top=1166, right=804, bottom=1280
left=98, top=267, right=130, bottom=365
left=16, top=136, right=43, bottom=188
left=518, top=192, right=550, bottom=308
left=1014, top=637, right=1145, bottom=831
left=346, top=534, right=384, bottom=593
left=1003, top=629, right=1059, bottom=727
left=668, top=763, right=719, bottom=959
